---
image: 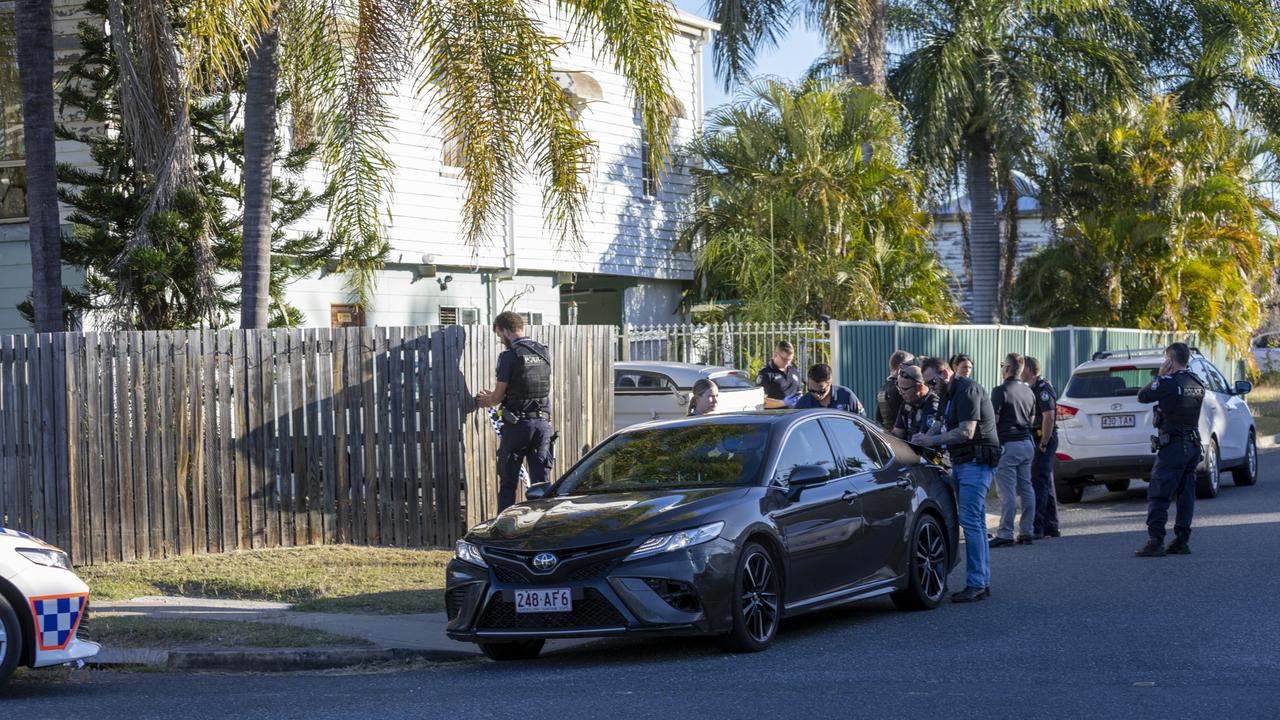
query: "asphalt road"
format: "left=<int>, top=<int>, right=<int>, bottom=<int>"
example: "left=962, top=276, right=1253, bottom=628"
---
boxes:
left=8, top=453, right=1280, bottom=719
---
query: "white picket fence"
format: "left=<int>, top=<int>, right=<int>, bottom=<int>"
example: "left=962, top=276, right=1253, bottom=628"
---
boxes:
left=620, top=322, right=831, bottom=375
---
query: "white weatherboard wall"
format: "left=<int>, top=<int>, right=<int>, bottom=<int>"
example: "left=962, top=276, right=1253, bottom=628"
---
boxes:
left=281, top=6, right=713, bottom=326
left=930, top=212, right=1054, bottom=319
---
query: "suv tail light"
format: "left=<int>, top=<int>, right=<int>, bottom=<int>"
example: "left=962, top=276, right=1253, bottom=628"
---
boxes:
left=1055, top=453, right=1073, bottom=461
left=1057, top=404, right=1078, bottom=419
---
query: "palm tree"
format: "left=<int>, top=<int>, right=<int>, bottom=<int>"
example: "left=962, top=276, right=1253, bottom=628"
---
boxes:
left=240, top=21, right=278, bottom=329
left=1017, top=97, right=1280, bottom=361
left=889, top=0, right=1140, bottom=322
left=191, top=0, right=681, bottom=313
left=684, top=78, right=958, bottom=322
left=1129, top=0, right=1280, bottom=134
left=711, top=0, right=884, bottom=89
left=14, top=0, right=62, bottom=331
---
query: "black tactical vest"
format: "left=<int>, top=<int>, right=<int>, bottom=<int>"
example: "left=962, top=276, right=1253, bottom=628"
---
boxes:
left=505, top=340, right=551, bottom=404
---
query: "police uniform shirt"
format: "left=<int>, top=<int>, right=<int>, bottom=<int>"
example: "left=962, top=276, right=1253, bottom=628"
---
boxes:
left=794, top=384, right=865, bottom=414
left=1136, top=368, right=1206, bottom=436
left=496, top=338, right=552, bottom=415
left=894, top=391, right=940, bottom=437
left=990, top=378, right=1036, bottom=444
left=1031, top=377, right=1058, bottom=441
left=875, top=377, right=905, bottom=429
left=937, top=375, right=1001, bottom=459
left=756, top=361, right=804, bottom=401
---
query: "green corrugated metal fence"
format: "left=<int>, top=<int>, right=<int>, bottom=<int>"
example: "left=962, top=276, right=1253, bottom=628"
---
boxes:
left=833, top=322, right=1242, bottom=411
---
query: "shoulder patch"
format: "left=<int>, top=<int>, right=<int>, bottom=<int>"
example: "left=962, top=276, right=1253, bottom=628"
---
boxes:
left=1150, top=379, right=1160, bottom=389
left=1040, top=391, right=1050, bottom=401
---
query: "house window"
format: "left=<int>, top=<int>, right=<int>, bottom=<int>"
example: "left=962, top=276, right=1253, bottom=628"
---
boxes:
left=0, top=10, right=26, bottom=221
left=521, top=312, right=543, bottom=326
left=440, top=133, right=464, bottom=172
left=636, top=104, right=655, bottom=198
left=330, top=303, right=366, bottom=327
left=440, top=306, right=479, bottom=325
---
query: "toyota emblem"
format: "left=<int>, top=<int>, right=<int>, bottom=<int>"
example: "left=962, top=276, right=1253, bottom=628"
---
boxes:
left=1111, top=403, right=1122, bottom=411
left=531, top=552, right=558, bottom=572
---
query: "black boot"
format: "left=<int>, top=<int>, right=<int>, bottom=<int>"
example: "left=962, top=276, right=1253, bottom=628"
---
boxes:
left=1166, top=537, right=1191, bottom=555
left=1135, top=539, right=1166, bottom=557
left=950, top=586, right=991, bottom=603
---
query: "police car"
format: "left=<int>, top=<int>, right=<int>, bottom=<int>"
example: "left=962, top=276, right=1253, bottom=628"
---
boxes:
left=1053, top=348, right=1257, bottom=503
left=0, top=528, right=98, bottom=685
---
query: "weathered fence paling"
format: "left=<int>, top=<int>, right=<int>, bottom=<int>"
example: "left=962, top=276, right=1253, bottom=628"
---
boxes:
left=0, top=326, right=614, bottom=565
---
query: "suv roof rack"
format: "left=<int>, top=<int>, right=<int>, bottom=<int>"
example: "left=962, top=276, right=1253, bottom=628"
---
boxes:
left=1091, top=346, right=1204, bottom=361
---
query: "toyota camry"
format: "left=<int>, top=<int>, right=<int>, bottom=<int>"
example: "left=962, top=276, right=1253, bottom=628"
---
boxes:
left=445, top=410, right=959, bottom=660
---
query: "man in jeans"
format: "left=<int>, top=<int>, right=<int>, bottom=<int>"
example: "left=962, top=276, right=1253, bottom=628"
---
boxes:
left=912, top=357, right=1002, bottom=603
left=990, top=353, right=1037, bottom=547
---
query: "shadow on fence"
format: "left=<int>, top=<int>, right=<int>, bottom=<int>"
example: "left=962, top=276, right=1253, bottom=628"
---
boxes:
left=0, top=325, right=614, bottom=565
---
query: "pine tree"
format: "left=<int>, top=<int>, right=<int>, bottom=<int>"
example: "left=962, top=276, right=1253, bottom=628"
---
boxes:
left=23, top=0, right=336, bottom=329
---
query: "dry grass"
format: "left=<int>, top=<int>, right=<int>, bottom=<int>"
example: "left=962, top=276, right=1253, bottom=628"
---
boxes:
left=86, top=615, right=373, bottom=649
left=1249, top=382, right=1280, bottom=438
left=77, top=546, right=453, bottom=615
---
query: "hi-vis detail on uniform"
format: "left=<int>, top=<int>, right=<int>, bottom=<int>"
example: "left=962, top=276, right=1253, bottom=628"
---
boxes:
left=0, top=527, right=100, bottom=685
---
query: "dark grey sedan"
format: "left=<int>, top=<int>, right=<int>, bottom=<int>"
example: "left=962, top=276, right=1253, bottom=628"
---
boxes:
left=445, top=410, right=959, bottom=660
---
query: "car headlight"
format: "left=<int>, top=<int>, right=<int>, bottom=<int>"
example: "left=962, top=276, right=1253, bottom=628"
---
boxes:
left=16, top=547, right=72, bottom=571
left=625, top=521, right=725, bottom=562
left=454, top=539, right=487, bottom=568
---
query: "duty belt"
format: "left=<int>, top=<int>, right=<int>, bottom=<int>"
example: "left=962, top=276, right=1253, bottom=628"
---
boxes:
left=503, top=409, right=551, bottom=422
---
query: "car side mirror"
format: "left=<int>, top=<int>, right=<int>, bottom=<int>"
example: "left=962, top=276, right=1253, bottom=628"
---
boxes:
left=525, top=482, right=552, bottom=500
left=1234, top=380, right=1253, bottom=396
left=787, top=464, right=831, bottom=487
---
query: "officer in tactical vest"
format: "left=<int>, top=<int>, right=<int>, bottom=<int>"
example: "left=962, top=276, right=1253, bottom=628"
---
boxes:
left=875, top=350, right=915, bottom=431
left=477, top=311, right=555, bottom=511
left=1134, top=342, right=1206, bottom=557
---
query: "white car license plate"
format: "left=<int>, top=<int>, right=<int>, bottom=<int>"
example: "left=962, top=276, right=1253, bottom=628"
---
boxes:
left=1101, top=414, right=1135, bottom=429
left=514, top=588, right=572, bottom=613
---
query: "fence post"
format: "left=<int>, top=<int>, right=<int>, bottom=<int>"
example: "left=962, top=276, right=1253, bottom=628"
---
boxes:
left=829, top=318, right=841, bottom=386
left=620, top=324, right=630, bottom=361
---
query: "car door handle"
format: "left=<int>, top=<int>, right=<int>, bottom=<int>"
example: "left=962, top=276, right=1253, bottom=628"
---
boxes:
left=841, top=490, right=858, bottom=503
left=895, top=478, right=911, bottom=489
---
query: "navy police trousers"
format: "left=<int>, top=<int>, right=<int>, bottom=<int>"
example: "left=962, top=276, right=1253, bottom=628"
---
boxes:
left=1147, top=437, right=1201, bottom=543
left=497, top=418, right=554, bottom=511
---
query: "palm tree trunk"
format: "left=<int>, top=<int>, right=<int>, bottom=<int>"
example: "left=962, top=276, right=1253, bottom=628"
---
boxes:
left=998, top=169, right=1020, bottom=322
left=965, top=137, right=1000, bottom=323
left=841, top=0, right=886, bottom=90
left=15, top=0, right=63, bottom=332
left=241, top=20, right=279, bottom=330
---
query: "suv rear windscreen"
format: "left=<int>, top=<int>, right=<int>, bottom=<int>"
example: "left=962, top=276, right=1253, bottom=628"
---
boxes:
left=1066, top=367, right=1159, bottom=398
left=712, top=373, right=754, bottom=390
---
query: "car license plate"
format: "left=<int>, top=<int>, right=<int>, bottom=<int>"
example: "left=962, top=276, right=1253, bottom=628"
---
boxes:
left=514, top=588, right=572, bottom=613
left=1101, top=414, right=1135, bottom=429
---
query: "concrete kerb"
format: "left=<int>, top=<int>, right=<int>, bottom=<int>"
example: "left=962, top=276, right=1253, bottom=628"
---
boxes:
left=1258, top=433, right=1278, bottom=450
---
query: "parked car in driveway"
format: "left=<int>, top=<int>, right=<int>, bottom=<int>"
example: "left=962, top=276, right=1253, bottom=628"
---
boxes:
left=445, top=410, right=959, bottom=659
left=0, top=528, right=99, bottom=685
left=1053, top=348, right=1257, bottom=503
left=613, top=362, right=764, bottom=431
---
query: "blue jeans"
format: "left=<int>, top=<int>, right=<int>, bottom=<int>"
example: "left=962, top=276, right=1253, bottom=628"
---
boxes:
left=954, top=460, right=994, bottom=589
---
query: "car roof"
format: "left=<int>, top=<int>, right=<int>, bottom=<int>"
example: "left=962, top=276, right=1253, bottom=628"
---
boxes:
left=614, top=408, right=855, bottom=434
left=614, top=361, right=746, bottom=386
left=1072, top=350, right=1210, bottom=374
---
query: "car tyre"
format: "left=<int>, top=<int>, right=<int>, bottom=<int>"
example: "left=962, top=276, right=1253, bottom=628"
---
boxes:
left=1055, top=479, right=1084, bottom=504
left=0, top=592, right=21, bottom=687
left=891, top=514, right=949, bottom=611
left=1105, top=479, right=1131, bottom=493
left=1232, top=431, right=1258, bottom=487
left=479, top=639, right=545, bottom=661
left=721, top=542, right=780, bottom=653
left=1196, top=438, right=1220, bottom=499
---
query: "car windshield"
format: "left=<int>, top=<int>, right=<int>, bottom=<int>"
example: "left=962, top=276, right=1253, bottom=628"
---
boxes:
left=1067, top=367, right=1158, bottom=398
left=556, top=423, right=772, bottom=494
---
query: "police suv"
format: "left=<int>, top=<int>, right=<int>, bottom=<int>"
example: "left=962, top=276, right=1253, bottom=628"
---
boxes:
left=1053, top=348, right=1257, bottom=503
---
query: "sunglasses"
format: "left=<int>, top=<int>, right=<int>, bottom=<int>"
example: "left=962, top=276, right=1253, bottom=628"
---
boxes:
left=896, top=381, right=920, bottom=391
left=925, top=377, right=941, bottom=388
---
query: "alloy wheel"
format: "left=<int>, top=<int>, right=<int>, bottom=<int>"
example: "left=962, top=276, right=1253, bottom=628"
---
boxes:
left=916, top=521, right=948, bottom=602
left=1248, top=438, right=1257, bottom=480
left=1209, top=445, right=1219, bottom=493
left=740, top=551, right=779, bottom=644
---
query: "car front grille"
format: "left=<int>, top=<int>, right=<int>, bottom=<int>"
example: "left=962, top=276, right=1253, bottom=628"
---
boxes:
left=477, top=588, right=627, bottom=630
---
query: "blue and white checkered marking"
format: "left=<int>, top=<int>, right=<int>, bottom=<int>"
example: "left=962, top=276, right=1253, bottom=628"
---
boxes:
left=0, top=527, right=35, bottom=540
left=34, top=596, right=84, bottom=650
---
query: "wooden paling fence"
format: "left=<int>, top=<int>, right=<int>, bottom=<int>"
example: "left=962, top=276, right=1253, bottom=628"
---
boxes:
left=0, top=325, right=614, bottom=565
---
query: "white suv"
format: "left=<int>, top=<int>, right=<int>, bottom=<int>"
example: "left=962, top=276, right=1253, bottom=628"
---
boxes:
left=1053, top=348, right=1258, bottom=503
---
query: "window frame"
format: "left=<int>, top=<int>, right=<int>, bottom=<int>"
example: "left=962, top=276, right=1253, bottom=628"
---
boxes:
left=765, top=418, right=839, bottom=487
left=0, top=6, right=27, bottom=222
left=819, top=416, right=886, bottom=476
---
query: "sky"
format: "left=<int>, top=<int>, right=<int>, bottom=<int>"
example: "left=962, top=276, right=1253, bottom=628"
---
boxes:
left=673, top=0, right=825, bottom=111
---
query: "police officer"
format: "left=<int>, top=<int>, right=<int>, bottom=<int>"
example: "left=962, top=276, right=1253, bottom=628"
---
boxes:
left=912, top=357, right=1001, bottom=603
left=1021, top=356, right=1061, bottom=539
left=476, top=311, right=555, bottom=511
left=1135, top=342, right=1206, bottom=557
left=989, top=353, right=1037, bottom=547
left=794, top=363, right=864, bottom=413
left=756, top=341, right=804, bottom=408
left=892, top=364, right=939, bottom=439
left=874, top=350, right=915, bottom=431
